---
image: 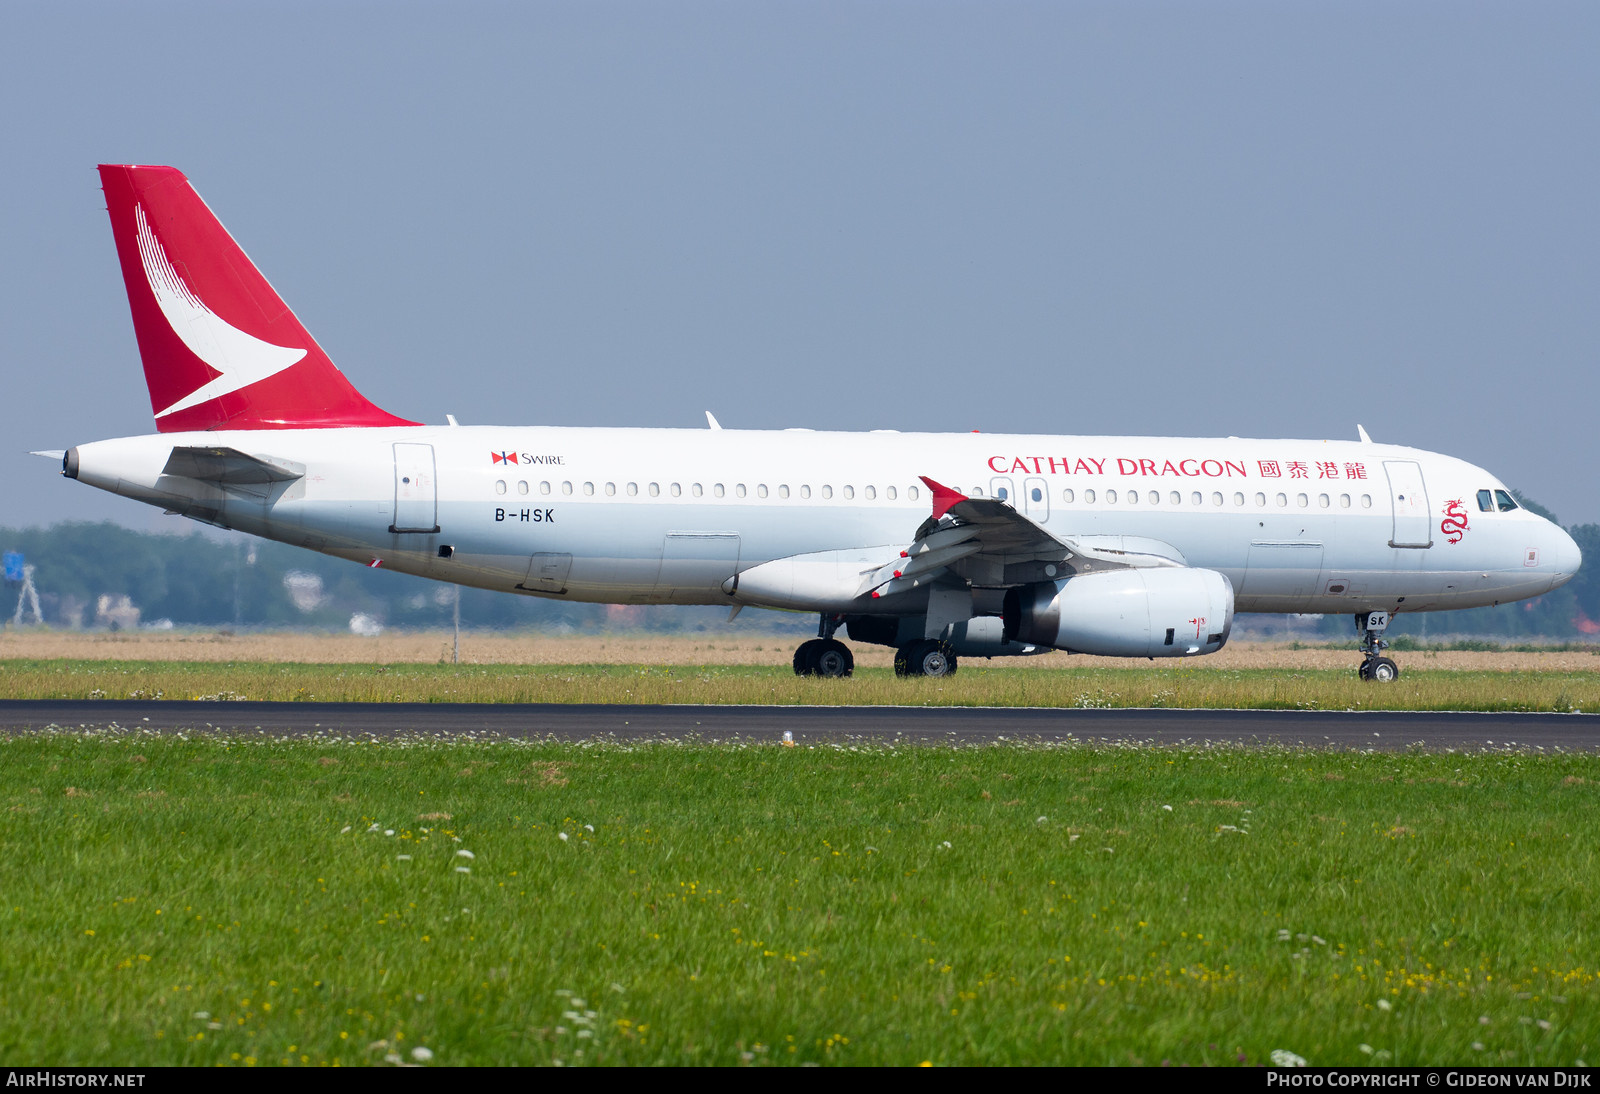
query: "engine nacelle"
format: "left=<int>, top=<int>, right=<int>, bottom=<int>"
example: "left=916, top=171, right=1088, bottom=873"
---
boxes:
left=1002, top=568, right=1234, bottom=657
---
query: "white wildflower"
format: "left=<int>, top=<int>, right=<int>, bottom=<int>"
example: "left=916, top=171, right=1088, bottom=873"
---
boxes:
left=1359, top=1044, right=1374, bottom=1055
left=1270, top=1050, right=1307, bottom=1067
left=193, top=1011, right=210, bottom=1020
left=456, top=849, right=474, bottom=859
left=584, top=825, right=594, bottom=832
left=411, top=1046, right=433, bottom=1062
left=1036, top=816, right=1047, bottom=824
left=396, top=854, right=412, bottom=861
left=455, top=866, right=470, bottom=874
left=1377, top=999, right=1392, bottom=1011
left=559, top=832, right=569, bottom=842
left=1277, top=929, right=1291, bottom=942
left=385, top=829, right=395, bottom=837
left=1161, top=805, right=1173, bottom=812
left=340, top=826, right=351, bottom=834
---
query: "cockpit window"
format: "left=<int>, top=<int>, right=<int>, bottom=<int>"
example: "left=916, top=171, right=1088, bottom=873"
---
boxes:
left=1495, top=489, right=1519, bottom=513
left=1477, top=489, right=1494, bottom=513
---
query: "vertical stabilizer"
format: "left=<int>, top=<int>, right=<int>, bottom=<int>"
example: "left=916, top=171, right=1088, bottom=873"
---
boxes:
left=98, top=164, right=417, bottom=431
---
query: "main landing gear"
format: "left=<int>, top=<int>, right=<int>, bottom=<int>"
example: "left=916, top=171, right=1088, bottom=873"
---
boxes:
left=1356, top=610, right=1399, bottom=682
left=895, top=639, right=958, bottom=678
left=794, top=614, right=854, bottom=678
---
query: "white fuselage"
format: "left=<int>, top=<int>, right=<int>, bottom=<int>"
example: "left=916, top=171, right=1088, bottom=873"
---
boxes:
left=68, top=425, right=1579, bottom=621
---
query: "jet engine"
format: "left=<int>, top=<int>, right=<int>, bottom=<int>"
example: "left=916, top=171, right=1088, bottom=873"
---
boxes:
left=1002, top=568, right=1234, bottom=657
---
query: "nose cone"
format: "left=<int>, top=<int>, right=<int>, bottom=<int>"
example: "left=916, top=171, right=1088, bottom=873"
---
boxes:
left=1545, top=522, right=1582, bottom=590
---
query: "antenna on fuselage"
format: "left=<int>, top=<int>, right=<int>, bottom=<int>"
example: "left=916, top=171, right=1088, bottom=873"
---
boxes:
left=705, top=411, right=723, bottom=430
left=1357, top=424, right=1372, bottom=443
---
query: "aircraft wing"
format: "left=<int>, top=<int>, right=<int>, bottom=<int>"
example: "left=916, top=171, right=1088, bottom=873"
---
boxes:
left=859, top=476, right=1184, bottom=599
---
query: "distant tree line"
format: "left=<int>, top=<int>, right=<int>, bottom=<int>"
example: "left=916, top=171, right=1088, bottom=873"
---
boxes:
left=0, top=522, right=791, bottom=635
left=3, top=504, right=1597, bottom=640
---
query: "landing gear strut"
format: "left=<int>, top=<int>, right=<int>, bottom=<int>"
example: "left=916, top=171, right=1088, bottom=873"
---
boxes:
left=895, top=639, right=958, bottom=678
left=794, top=615, right=854, bottom=678
left=1356, top=610, right=1399, bottom=682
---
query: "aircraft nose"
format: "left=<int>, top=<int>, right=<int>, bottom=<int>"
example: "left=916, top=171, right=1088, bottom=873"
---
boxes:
left=1545, top=523, right=1582, bottom=590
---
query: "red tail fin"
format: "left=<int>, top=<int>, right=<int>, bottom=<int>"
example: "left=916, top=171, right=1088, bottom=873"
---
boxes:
left=98, top=165, right=417, bottom=431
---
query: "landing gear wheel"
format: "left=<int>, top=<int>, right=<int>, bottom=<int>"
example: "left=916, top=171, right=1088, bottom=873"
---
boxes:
left=1358, top=656, right=1399, bottom=682
left=812, top=639, right=854, bottom=678
left=794, top=638, right=853, bottom=677
left=793, top=639, right=823, bottom=676
left=895, top=639, right=958, bottom=678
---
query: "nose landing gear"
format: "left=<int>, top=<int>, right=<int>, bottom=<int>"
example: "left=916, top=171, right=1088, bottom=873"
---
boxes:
left=793, top=614, right=855, bottom=678
left=1356, top=610, right=1399, bottom=682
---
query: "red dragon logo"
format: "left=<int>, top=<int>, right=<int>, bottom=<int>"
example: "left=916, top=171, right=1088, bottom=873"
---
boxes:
left=1441, top=499, right=1470, bottom=544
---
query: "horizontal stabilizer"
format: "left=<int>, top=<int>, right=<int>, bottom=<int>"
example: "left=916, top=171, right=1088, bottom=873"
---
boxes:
left=162, top=445, right=305, bottom=484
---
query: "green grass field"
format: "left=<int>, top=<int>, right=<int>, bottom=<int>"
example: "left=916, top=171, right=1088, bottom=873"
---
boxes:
left=3, top=657, right=1600, bottom=711
left=2, top=731, right=1596, bottom=1066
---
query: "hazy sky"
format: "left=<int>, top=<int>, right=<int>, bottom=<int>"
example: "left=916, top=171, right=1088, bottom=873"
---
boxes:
left=4, top=1, right=1597, bottom=532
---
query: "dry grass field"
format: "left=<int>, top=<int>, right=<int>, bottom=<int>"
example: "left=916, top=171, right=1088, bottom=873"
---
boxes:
left=1, top=628, right=1596, bottom=672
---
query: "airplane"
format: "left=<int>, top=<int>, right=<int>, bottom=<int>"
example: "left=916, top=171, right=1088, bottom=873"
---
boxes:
left=46, top=165, right=1582, bottom=682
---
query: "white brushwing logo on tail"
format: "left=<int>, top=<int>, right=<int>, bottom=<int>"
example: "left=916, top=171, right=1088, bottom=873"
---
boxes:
left=135, top=203, right=307, bottom=418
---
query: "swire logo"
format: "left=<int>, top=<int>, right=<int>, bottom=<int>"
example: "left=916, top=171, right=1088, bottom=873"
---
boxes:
left=491, top=451, right=517, bottom=465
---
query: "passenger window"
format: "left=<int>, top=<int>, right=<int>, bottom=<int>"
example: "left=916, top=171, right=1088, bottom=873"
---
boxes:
left=801, top=485, right=812, bottom=499
left=865, top=486, right=876, bottom=500
left=1105, top=489, right=1118, bottom=504
left=1231, top=492, right=1243, bottom=506
left=693, top=484, right=704, bottom=497
left=821, top=485, right=832, bottom=499
left=1084, top=489, right=1096, bottom=504
left=1339, top=493, right=1350, bottom=508
left=1254, top=492, right=1265, bottom=507
left=495, top=480, right=506, bottom=495
left=1318, top=494, right=1330, bottom=508
left=1275, top=493, right=1287, bottom=507
left=1063, top=488, right=1075, bottom=504
left=627, top=483, right=638, bottom=496
left=777, top=485, right=788, bottom=499
left=604, top=483, right=616, bottom=496
left=648, top=483, right=659, bottom=497
left=1148, top=491, right=1159, bottom=505
left=713, top=484, right=725, bottom=497
left=540, top=481, right=551, bottom=495
left=886, top=486, right=897, bottom=500
left=517, top=480, right=529, bottom=495
left=907, top=486, right=919, bottom=501
left=1495, top=490, right=1519, bottom=513
left=1477, top=489, right=1494, bottom=513
left=670, top=483, right=681, bottom=497
left=1296, top=493, right=1308, bottom=507
left=1211, top=492, right=1222, bottom=506
left=756, top=484, right=767, bottom=498
left=1033, top=487, right=1045, bottom=503
left=1361, top=494, right=1372, bottom=508
left=561, top=482, right=573, bottom=495
left=583, top=482, right=595, bottom=496
left=843, top=485, right=855, bottom=500
left=735, top=484, right=746, bottom=498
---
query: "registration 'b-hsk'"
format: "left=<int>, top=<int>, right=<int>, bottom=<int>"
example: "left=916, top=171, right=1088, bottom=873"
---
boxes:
left=51, top=166, right=1581, bottom=680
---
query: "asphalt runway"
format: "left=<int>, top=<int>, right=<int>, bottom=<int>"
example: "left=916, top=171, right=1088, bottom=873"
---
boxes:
left=1, top=700, right=1597, bottom=750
